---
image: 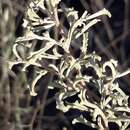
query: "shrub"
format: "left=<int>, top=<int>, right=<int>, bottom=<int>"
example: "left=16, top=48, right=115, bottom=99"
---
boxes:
left=9, top=0, right=130, bottom=129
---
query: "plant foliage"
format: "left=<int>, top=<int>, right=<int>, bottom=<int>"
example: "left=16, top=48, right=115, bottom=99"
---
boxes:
left=9, top=0, right=130, bottom=129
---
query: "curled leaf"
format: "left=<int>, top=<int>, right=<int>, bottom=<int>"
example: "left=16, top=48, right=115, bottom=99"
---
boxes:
left=28, top=70, right=48, bottom=96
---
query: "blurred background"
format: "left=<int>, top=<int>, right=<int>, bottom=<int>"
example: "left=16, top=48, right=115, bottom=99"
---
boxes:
left=0, top=0, right=130, bottom=130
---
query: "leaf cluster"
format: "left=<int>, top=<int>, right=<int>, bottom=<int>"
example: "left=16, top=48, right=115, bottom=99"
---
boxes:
left=9, top=0, right=130, bottom=129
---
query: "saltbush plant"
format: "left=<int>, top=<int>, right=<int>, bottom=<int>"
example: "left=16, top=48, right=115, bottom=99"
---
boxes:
left=9, top=0, right=130, bottom=129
